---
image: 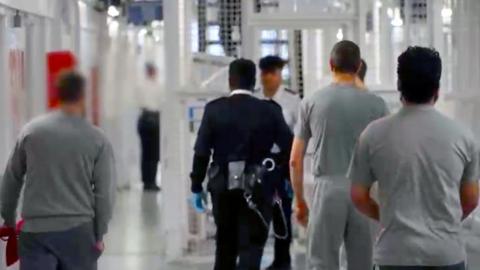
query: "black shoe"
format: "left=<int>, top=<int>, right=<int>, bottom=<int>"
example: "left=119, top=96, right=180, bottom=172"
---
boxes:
left=144, top=185, right=161, bottom=192
left=265, top=263, right=292, bottom=270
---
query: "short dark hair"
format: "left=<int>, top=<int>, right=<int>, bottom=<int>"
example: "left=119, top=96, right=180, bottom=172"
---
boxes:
left=259, top=55, right=286, bottom=72
left=145, top=62, right=156, bottom=73
left=397, top=47, right=442, bottom=104
left=330, top=40, right=361, bottom=74
left=358, top=59, right=367, bottom=81
left=56, top=71, right=85, bottom=103
left=229, top=58, right=256, bottom=90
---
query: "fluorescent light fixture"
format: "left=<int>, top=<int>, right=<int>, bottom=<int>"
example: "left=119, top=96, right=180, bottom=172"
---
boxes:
left=336, top=28, right=344, bottom=41
left=108, top=20, right=120, bottom=37
left=441, top=7, right=453, bottom=18
left=138, top=28, right=148, bottom=37
left=441, top=7, right=452, bottom=24
left=387, top=8, right=394, bottom=18
left=78, top=1, right=87, bottom=9
left=391, top=8, right=403, bottom=27
left=108, top=5, right=120, bottom=17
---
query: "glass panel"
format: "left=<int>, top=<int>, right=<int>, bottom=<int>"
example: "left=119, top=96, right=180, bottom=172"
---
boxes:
left=206, top=44, right=225, bottom=55
left=207, top=25, right=220, bottom=41
left=282, top=66, right=291, bottom=84
left=261, top=29, right=278, bottom=40
left=260, top=44, right=276, bottom=56
left=279, top=44, right=289, bottom=59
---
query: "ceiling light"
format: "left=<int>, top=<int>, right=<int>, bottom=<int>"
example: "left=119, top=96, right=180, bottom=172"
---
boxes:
left=336, top=28, right=344, bottom=41
left=107, top=5, right=120, bottom=17
left=391, top=8, right=403, bottom=27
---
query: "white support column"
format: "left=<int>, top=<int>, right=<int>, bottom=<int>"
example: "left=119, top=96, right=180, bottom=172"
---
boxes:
left=47, top=1, right=62, bottom=51
left=372, top=0, right=381, bottom=85
left=427, top=0, right=443, bottom=54
left=241, top=0, right=257, bottom=59
left=355, top=0, right=368, bottom=52
left=403, top=0, right=411, bottom=46
left=322, top=26, right=337, bottom=72
left=379, top=4, right=393, bottom=87
left=0, top=15, right=11, bottom=172
left=161, top=0, right=191, bottom=261
left=73, top=0, right=81, bottom=56
left=25, top=17, right=47, bottom=117
left=451, top=0, right=480, bottom=137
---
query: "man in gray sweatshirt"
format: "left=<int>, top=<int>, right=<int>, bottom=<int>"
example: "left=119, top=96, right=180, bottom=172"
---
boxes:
left=0, top=71, right=116, bottom=270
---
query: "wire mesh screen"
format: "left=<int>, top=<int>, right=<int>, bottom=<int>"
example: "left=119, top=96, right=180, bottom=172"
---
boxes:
left=293, top=30, right=304, bottom=97
left=194, top=0, right=242, bottom=57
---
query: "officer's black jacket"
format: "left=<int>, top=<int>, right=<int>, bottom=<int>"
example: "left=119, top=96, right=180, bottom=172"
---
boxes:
left=190, top=92, right=293, bottom=193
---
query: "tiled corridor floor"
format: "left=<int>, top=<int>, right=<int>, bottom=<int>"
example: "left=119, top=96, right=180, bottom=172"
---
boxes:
left=3, top=186, right=479, bottom=269
left=98, top=188, right=306, bottom=270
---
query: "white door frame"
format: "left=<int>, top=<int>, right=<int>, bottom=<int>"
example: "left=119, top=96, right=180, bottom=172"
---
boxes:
left=25, top=15, right=48, bottom=118
left=0, top=13, right=11, bottom=172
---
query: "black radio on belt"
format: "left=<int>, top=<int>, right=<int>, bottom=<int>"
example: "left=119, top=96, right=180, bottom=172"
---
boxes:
left=206, top=159, right=275, bottom=194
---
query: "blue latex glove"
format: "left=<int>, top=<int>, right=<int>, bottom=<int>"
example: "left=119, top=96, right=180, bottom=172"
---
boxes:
left=285, top=180, right=294, bottom=199
left=191, top=193, right=206, bottom=213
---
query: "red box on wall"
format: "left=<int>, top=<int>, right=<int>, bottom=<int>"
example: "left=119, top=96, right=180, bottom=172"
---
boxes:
left=47, top=51, right=77, bottom=109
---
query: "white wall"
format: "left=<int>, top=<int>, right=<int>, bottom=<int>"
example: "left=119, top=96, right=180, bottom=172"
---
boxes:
left=0, top=0, right=80, bottom=158
left=99, top=21, right=140, bottom=189
left=0, top=0, right=57, bottom=18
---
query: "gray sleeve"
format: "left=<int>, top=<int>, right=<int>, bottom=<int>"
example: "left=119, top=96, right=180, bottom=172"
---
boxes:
left=379, top=98, right=390, bottom=117
left=290, top=96, right=302, bottom=132
left=93, top=140, right=116, bottom=240
left=194, top=103, right=213, bottom=156
left=462, top=138, right=480, bottom=183
left=347, top=130, right=376, bottom=187
left=294, top=99, right=311, bottom=141
left=375, top=97, right=390, bottom=119
left=0, top=136, right=27, bottom=227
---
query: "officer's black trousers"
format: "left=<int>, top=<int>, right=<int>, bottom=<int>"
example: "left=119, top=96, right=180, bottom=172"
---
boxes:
left=211, top=190, right=272, bottom=270
left=255, top=169, right=293, bottom=267
left=271, top=193, right=293, bottom=265
left=137, top=110, right=160, bottom=187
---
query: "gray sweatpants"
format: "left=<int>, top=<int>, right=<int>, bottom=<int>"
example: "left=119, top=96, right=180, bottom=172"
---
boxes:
left=19, top=222, right=100, bottom=270
left=307, top=178, right=373, bottom=270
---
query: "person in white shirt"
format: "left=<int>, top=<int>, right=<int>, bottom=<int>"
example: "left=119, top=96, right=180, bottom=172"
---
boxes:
left=137, top=63, right=163, bottom=191
left=255, top=56, right=300, bottom=131
left=254, top=55, right=300, bottom=270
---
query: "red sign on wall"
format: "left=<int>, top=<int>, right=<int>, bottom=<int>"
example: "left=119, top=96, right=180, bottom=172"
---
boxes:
left=47, top=51, right=77, bottom=109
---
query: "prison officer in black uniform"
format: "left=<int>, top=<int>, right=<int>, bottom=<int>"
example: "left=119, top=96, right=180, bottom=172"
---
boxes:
left=189, top=59, right=293, bottom=270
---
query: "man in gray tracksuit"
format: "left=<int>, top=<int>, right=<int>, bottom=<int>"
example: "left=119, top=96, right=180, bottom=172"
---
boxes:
left=0, top=71, right=116, bottom=270
left=290, top=40, right=388, bottom=270
left=349, top=47, right=478, bottom=270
